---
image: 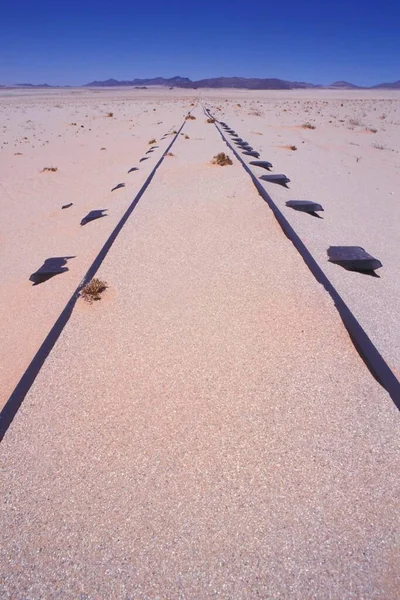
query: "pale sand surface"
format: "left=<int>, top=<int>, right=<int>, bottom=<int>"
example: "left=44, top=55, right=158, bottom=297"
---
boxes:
left=203, top=89, right=400, bottom=376
left=0, top=88, right=195, bottom=406
left=1, top=103, right=399, bottom=598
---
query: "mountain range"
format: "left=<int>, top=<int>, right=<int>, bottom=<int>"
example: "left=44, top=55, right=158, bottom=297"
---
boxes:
left=83, top=76, right=400, bottom=90
left=3, top=77, right=400, bottom=90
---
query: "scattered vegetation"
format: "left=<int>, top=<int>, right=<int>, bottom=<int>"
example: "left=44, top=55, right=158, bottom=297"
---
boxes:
left=41, top=166, right=58, bottom=172
left=212, top=152, right=232, bottom=166
left=302, top=122, right=316, bottom=130
left=81, top=278, right=107, bottom=303
left=185, top=114, right=196, bottom=120
left=207, top=118, right=216, bottom=123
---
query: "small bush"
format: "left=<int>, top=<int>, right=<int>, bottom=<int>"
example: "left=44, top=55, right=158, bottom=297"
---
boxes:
left=212, top=153, right=232, bottom=166
left=41, top=166, right=58, bottom=172
left=81, top=278, right=107, bottom=303
left=149, top=138, right=156, bottom=144
left=302, top=122, right=316, bottom=129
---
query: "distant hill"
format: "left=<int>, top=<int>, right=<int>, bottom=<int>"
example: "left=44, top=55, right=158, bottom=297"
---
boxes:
left=329, top=81, right=364, bottom=89
left=371, top=80, right=400, bottom=89
left=84, top=76, right=400, bottom=90
left=3, top=77, right=399, bottom=90
left=85, top=76, right=319, bottom=90
left=84, top=76, right=192, bottom=87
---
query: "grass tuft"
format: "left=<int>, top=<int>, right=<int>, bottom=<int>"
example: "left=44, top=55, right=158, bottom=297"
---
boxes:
left=81, top=278, right=107, bottom=303
left=212, top=152, right=232, bottom=166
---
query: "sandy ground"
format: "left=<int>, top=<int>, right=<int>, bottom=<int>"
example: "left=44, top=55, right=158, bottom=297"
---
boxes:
left=0, top=88, right=196, bottom=406
left=1, top=89, right=399, bottom=598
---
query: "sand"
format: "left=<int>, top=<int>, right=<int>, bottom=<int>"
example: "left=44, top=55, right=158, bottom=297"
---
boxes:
left=0, top=88, right=399, bottom=598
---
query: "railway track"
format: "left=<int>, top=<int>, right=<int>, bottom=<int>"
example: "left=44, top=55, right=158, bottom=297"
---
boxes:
left=0, top=110, right=192, bottom=441
left=204, top=104, right=400, bottom=408
left=1, top=100, right=398, bottom=443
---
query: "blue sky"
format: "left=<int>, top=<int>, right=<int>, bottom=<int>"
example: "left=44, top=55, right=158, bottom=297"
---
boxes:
left=1, top=0, right=399, bottom=86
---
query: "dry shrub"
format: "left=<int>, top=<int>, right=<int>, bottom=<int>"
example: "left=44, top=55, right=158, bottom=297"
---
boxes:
left=81, top=278, right=107, bottom=303
left=212, top=153, right=232, bottom=166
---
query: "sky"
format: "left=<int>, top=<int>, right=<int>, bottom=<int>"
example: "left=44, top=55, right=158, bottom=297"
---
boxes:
left=0, top=0, right=399, bottom=86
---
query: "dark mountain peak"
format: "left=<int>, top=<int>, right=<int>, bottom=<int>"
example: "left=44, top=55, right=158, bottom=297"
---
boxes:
left=330, top=81, right=363, bottom=89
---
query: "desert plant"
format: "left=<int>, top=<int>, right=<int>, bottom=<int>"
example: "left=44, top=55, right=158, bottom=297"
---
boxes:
left=212, top=153, right=232, bottom=166
left=81, top=278, right=107, bottom=303
left=41, top=166, right=58, bottom=172
left=302, top=122, right=316, bottom=129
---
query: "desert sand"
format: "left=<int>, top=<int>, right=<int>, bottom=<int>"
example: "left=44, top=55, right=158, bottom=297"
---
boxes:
left=0, top=87, right=399, bottom=598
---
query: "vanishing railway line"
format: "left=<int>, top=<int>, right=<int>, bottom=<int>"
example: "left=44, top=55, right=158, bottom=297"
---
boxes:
left=203, top=104, right=400, bottom=406
left=0, top=100, right=398, bottom=442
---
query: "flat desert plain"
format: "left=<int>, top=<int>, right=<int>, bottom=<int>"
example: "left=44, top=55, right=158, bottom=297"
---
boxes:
left=0, top=87, right=399, bottom=598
